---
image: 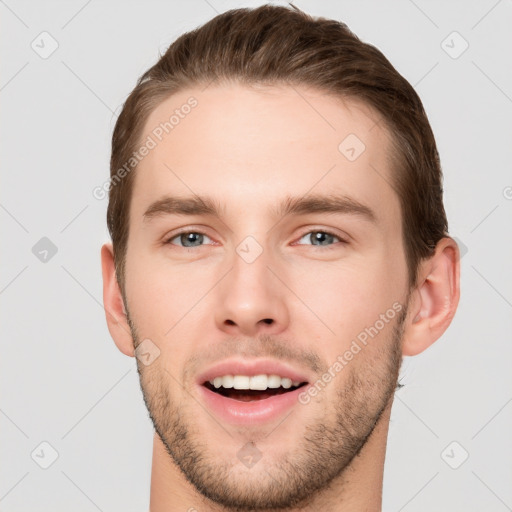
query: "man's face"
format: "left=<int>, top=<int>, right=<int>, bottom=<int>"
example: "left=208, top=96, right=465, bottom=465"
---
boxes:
left=123, top=84, right=410, bottom=509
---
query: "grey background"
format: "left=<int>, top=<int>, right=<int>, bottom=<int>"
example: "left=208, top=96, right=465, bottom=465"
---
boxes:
left=1, top=0, right=511, bottom=510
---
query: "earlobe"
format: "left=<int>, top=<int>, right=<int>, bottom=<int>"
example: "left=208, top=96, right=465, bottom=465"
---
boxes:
left=402, top=237, right=460, bottom=356
left=100, top=243, right=135, bottom=357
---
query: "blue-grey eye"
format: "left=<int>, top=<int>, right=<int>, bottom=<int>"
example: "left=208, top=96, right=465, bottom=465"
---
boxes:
left=297, top=231, right=340, bottom=246
left=169, top=232, right=212, bottom=247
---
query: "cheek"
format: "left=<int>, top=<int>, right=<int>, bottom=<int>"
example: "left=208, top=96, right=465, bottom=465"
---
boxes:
left=124, top=250, right=212, bottom=369
left=289, top=252, right=403, bottom=351
left=126, top=243, right=209, bottom=317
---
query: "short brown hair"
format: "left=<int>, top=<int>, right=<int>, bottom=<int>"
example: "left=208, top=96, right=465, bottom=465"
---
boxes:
left=107, top=3, right=448, bottom=295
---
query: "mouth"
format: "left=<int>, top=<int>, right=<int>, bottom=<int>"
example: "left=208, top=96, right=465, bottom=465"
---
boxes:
left=202, top=375, right=308, bottom=402
left=196, top=360, right=311, bottom=425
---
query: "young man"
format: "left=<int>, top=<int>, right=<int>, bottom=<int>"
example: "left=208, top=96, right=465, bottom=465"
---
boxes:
left=101, top=4, right=460, bottom=511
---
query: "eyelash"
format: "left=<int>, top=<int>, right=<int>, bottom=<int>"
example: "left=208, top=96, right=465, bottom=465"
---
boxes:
left=164, top=228, right=348, bottom=248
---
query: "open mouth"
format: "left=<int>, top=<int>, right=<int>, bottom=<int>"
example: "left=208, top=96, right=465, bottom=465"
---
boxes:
left=197, top=370, right=311, bottom=424
left=203, top=381, right=308, bottom=402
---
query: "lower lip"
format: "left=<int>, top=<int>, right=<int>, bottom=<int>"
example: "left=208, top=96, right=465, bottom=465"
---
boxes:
left=197, top=384, right=306, bottom=426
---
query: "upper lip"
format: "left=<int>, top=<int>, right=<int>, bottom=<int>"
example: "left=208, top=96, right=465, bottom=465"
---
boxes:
left=196, top=358, right=311, bottom=386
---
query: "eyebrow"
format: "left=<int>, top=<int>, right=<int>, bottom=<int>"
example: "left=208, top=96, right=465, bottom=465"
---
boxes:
left=142, top=193, right=377, bottom=224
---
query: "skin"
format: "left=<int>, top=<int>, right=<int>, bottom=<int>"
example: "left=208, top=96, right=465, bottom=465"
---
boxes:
left=101, top=83, right=460, bottom=511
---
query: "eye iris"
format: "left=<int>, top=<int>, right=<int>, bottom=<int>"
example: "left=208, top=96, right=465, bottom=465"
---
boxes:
left=181, top=232, right=203, bottom=247
left=312, top=232, right=334, bottom=246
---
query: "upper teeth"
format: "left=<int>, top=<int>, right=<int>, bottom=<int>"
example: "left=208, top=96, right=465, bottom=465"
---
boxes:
left=209, top=374, right=302, bottom=390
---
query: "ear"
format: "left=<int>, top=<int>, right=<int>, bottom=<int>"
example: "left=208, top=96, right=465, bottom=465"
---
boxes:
left=100, top=243, right=135, bottom=357
left=402, top=237, right=460, bottom=356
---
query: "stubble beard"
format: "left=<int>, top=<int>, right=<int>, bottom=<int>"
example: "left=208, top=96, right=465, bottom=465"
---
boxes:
left=128, top=305, right=407, bottom=511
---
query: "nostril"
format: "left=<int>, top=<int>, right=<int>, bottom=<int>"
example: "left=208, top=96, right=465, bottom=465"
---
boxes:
left=262, top=318, right=273, bottom=324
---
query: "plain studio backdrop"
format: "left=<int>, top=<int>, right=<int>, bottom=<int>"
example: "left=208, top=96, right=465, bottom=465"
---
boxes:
left=1, top=1, right=511, bottom=511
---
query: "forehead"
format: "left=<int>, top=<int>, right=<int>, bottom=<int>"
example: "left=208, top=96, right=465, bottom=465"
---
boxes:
left=132, top=83, right=400, bottom=228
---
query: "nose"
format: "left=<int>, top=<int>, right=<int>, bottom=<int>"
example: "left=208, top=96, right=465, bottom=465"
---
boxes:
left=214, top=248, right=290, bottom=338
